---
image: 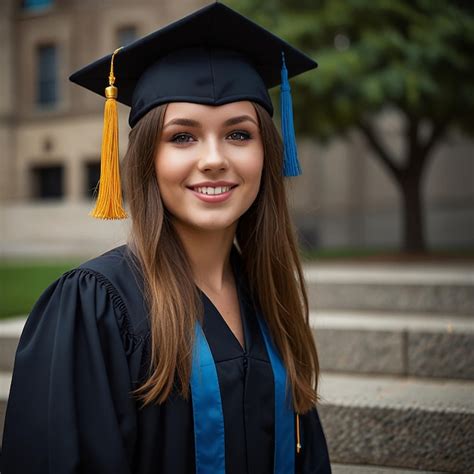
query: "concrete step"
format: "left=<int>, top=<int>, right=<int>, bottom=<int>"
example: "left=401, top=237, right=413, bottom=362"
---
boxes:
left=311, top=311, right=474, bottom=380
left=318, top=372, right=474, bottom=473
left=1, top=371, right=472, bottom=472
left=0, top=317, right=26, bottom=372
left=304, top=264, right=474, bottom=316
left=0, top=371, right=10, bottom=440
left=2, top=313, right=474, bottom=383
left=331, top=464, right=445, bottom=474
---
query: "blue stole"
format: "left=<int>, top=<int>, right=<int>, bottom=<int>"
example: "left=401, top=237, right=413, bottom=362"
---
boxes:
left=190, top=317, right=295, bottom=474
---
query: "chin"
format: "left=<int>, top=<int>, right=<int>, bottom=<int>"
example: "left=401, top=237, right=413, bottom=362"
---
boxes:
left=191, top=218, right=237, bottom=232
left=174, top=212, right=240, bottom=233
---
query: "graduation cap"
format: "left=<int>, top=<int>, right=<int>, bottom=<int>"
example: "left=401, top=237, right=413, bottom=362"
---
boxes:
left=69, top=2, right=317, bottom=219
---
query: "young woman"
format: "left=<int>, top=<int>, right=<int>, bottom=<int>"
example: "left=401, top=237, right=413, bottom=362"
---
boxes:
left=1, top=4, right=331, bottom=473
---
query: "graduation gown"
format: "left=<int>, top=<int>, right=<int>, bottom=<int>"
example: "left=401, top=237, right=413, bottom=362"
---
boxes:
left=1, top=245, right=331, bottom=474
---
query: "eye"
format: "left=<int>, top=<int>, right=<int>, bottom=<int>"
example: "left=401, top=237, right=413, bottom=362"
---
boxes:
left=227, top=131, right=251, bottom=141
left=171, top=133, right=196, bottom=144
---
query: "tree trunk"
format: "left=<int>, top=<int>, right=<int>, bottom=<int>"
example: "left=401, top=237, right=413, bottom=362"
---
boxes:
left=399, top=172, right=426, bottom=253
left=358, top=118, right=446, bottom=254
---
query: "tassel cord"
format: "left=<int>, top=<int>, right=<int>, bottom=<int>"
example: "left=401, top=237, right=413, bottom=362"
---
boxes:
left=296, top=412, right=301, bottom=454
left=280, top=51, right=301, bottom=177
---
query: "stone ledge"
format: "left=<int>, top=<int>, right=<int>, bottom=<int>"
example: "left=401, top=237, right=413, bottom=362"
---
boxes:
left=331, top=463, right=444, bottom=474
left=0, top=317, right=26, bottom=372
left=311, top=311, right=474, bottom=379
left=318, top=373, right=474, bottom=473
left=1, top=371, right=472, bottom=472
left=3, top=314, right=474, bottom=380
left=304, top=265, right=474, bottom=285
left=0, top=371, right=11, bottom=439
left=307, top=281, right=474, bottom=315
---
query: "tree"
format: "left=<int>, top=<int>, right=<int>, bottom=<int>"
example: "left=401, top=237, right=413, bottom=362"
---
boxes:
left=228, top=0, right=474, bottom=252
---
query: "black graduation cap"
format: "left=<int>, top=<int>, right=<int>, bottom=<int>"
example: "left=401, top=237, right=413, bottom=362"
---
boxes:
left=69, top=2, right=318, bottom=219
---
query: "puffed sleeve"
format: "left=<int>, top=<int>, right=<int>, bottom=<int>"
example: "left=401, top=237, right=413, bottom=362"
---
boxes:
left=1, top=269, right=137, bottom=474
left=297, top=406, right=332, bottom=473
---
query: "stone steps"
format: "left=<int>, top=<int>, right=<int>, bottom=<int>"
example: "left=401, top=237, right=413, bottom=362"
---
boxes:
left=0, top=317, right=26, bottom=372
left=331, top=464, right=445, bottom=474
left=311, top=310, right=474, bottom=380
left=304, top=264, right=474, bottom=316
left=317, top=372, right=474, bottom=473
left=1, top=370, right=472, bottom=472
left=3, top=312, right=473, bottom=381
left=0, top=371, right=10, bottom=439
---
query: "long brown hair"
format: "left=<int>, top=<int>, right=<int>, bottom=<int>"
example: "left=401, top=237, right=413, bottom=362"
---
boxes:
left=123, top=102, right=320, bottom=413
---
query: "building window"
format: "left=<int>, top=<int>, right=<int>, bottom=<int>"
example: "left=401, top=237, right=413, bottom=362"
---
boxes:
left=85, top=161, right=100, bottom=198
left=22, top=0, right=53, bottom=11
left=31, top=164, right=64, bottom=199
left=117, top=26, right=138, bottom=47
left=36, top=44, right=58, bottom=107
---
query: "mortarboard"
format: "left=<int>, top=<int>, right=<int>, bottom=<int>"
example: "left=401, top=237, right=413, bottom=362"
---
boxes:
left=69, top=2, right=317, bottom=219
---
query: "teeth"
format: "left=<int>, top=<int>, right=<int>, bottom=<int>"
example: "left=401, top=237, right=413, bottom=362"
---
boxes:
left=194, top=186, right=231, bottom=195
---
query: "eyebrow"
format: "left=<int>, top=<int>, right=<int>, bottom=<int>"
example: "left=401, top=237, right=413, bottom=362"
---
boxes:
left=163, top=114, right=258, bottom=129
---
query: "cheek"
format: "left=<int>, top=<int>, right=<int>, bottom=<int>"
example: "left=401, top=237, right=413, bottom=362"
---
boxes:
left=240, top=146, right=264, bottom=188
left=154, top=149, right=188, bottom=191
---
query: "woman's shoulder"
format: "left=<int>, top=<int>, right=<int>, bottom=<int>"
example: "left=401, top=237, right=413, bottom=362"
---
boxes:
left=55, top=244, right=149, bottom=339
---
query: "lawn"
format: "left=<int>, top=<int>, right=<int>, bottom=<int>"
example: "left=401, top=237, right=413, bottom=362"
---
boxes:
left=0, top=260, right=82, bottom=319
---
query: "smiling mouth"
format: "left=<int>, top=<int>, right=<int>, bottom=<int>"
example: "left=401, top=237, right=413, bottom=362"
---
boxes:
left=191, top=185, right=236, bottom=196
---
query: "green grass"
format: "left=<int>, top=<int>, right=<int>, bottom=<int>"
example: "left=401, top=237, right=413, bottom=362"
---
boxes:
left=0, top=260, right=82, bottom=320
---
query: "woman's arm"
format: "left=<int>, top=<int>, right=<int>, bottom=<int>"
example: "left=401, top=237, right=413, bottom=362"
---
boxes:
left=1, top=269, right=137, bottom=474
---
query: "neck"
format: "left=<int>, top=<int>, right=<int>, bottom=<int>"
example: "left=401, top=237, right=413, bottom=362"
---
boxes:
left=172, top=220, right=237, bottom=292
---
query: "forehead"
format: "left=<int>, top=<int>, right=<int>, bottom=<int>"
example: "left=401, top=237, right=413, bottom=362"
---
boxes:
left=163, top=101, right=258, bottom=123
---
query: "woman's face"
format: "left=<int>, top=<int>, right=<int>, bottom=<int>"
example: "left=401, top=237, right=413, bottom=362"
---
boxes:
left=154, top=101, right=264, bottom=232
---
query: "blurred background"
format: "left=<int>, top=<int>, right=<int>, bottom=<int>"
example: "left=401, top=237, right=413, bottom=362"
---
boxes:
left=1, top=0, right=473, bottom=260
left=0, top=0, right=473, bottom=473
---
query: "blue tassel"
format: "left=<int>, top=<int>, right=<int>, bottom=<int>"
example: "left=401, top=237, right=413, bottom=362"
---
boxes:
left=280, top=51, right=301, bottom=177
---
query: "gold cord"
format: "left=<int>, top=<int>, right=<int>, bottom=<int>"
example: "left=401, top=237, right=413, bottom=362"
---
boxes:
left=108, top=47, right=123, bottom=86
left=296, top=413, right=301, bottom=453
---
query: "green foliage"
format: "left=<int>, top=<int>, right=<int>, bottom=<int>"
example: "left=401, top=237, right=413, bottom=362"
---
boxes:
left=227, top=0, right=474, bottom=140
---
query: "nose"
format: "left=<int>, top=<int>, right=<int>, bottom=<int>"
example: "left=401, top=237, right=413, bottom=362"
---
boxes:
left=197, top=138, right=228, bottom=173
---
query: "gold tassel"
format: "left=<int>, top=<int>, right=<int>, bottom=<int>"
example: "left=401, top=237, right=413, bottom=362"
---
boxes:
left=90, top=47, right=127, bottom=219
left=296, top=413, right=302, bottom=453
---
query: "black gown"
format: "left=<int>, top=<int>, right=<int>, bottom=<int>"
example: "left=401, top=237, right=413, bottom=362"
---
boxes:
left=1, top=245, right=331, bottom=474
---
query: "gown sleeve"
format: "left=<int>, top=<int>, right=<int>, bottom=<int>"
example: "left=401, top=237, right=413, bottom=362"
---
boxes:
left=1, top=269, right=138, bottom=474
left=297, top=405, right=332, bottom=473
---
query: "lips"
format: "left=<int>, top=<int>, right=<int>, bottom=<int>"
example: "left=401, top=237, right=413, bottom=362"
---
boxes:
left=188, top=180, right=237, bottom=187
left=187, top=181, right=238, bottom=195
left=187, top=182, right=238, bottom=203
